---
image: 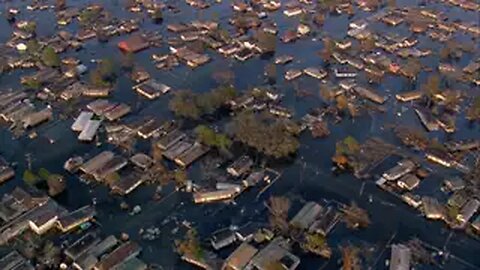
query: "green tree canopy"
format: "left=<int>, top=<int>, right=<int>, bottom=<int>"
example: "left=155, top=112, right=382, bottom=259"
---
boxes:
left=23, top=170, right=39, bottom=186
left=231, top=112, right=299, bottom=158
left=169, top=86, right=237, bottom=119
left=90, top=58, right=117, bottom=87
left=256, top=30, right=276, bottom=53
left=41, top=46, right=60, bottom=67
left=175, top=228, right=203, bottom=260
left=335, top=136, right=360, bottom=156
left=174, top=169, right=188, bottom=187
left=195, top=125, right=232, bottom=150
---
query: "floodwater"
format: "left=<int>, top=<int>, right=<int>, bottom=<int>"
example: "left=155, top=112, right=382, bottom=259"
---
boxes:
left=0, top=0, right=479, bottom=269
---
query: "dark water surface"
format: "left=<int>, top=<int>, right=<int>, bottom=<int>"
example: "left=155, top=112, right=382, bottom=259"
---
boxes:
left=0, top=0, right=479, bottom=269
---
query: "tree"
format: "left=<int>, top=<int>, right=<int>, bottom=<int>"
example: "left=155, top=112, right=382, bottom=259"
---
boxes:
left=333, top=136, right=360, bottom=168
left=195, top=125, right=231, bottom=150
left=313, top=13, right=325, bottom=26
left=320, top=37, right=335, bottom=63
left=38, top=168, right=51, bottom=181
left=319, top=84, right=334, bottom=102
left=23, top=170, right=39, bottom=186
left=466, top=96, right=480, bottom=121
left=47, top=174, right=66, bottom=196
left=41, top=46, right=60, bottom=67
left=105, top=172, right=120, bottom=186
left=257, top=30, right=276, bottom=54
left=169, top=90, right=201, bottom=119
left=231, top=112, right=300, bottom=158
left=439, top=47, right=450, bottom=60
left=264, top=63, right=276, bottom=83
left=26, top=39, right=41, bottom=55
left=422, top=74, right=441, bottom=97
left=151, top=8, right=163, bottom=23
left=386, top=0, right=396, bottom=8
left=265, top=261, right=284, bottom=270
left=174, top=169, right=188, bottom=187
left=22, top=78, right=41, bottom=90
left=23, top=22, right=37, bottom=34
left=169, top=86, right=237, bottom=119
left=341, top=202, right=371, bottom=229
left=302, top=233, right=331, bottom=258
left=90, top=58, right=117, bottom=87
left=311, top=121, right=330, bottom=138
left=341, top=245, right=361, bottom=270
left=78, top=8, right=101, bottom=24
left=175, top=228, right=203, bottom=260
left=212, top=68, right=235, bottom=85
left=360, top=36, right=375, bottom=52
left=120, top=52, right=134, bottom=71
left=56, top=0, right=66, bottom=11
left=336, top=94, right=348, bottom=111
left=404, top=58, right=422, bottom=80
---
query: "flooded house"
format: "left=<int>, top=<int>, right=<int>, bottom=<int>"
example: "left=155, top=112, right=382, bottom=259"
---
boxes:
left=382, top=160, right=416, bottom=181
left=227, top=155, right=254, bottom=177
left=0, top=157, right=15, bottom=184
left=275, top=55, right=293, bottom=65
left=174, top=143, right=210, bottom=167
left=193, top=189, right=238, bottom=204
left=389, top=244, right=411, bottom=270
left=457, top=199, right=480, bottom=225
left=284, top=69, right=302, bottom=81
left=82, top=87, right=112, bottom=98
left=354, top=86, right=386, bottom=104
left=163, top=140, right=194, bottom=161
left=283, top=6, right=303, bottom=17
left=57, top=205, right=96, bottom=233
left=210, top=228, right=237, bottom=250
left=395, top=90, right=423, bottom=102
left=111, top=173, right=146, bottom=195
left=156, top=129, right=187, bottom=150
left=246, top=237, right=300, bottom=270
left=133, top=79, right=171, bottom=100
left=80, top=151, right=115, bottom=175
left=303, top=67, right=327, bottom=80
left=118, top=35, right=150, bottom=53
left=78, top=120, right=101, bottom=142
left=65, top=233, right=101, bottom=261
left=72, top=112, right=94, bottom=132
left=222, top=242, right=258, bottom=270
left=421, top=197, right=445, bottom=220
left=289, top=201, right=323, bottom=230
left=95, top=241, right=142, bottom=270
left=27, top=200, right=66, bottom=235
left=22, top=107, right=52, bottom=129
left=93, top=156, right=127, bottom=180
left=415, top=108, right=439, bottom=132
left=443, top=177, right=465, bottom=192
left=309, top=207, right=341, bottom=237
left=137, top=119, right=163, bottom=139
left=425, top=148, right=454, bottom=168
left=334, top=67, right=357, bottom=78
left=242, top=170, right=265, bottom=187
left=397, top=174, right=420, bottom=191
left=130, top=153, right=153, bottom=170
left=0, top=250, right=33, bottom=270
left=104, top=104, right=131, bottom=121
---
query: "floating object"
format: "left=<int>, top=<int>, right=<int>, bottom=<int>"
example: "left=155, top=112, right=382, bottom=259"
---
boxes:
left=16, top=43, right=27, bottom=51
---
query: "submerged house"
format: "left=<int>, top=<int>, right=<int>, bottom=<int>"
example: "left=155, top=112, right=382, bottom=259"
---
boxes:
left=289, top=201, right=323, bottom=230
left=118, top=35, right=150, bottom=53
left=389, top=244, right=411, bottom=270
left=222, top=242, right=258, bottom=270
